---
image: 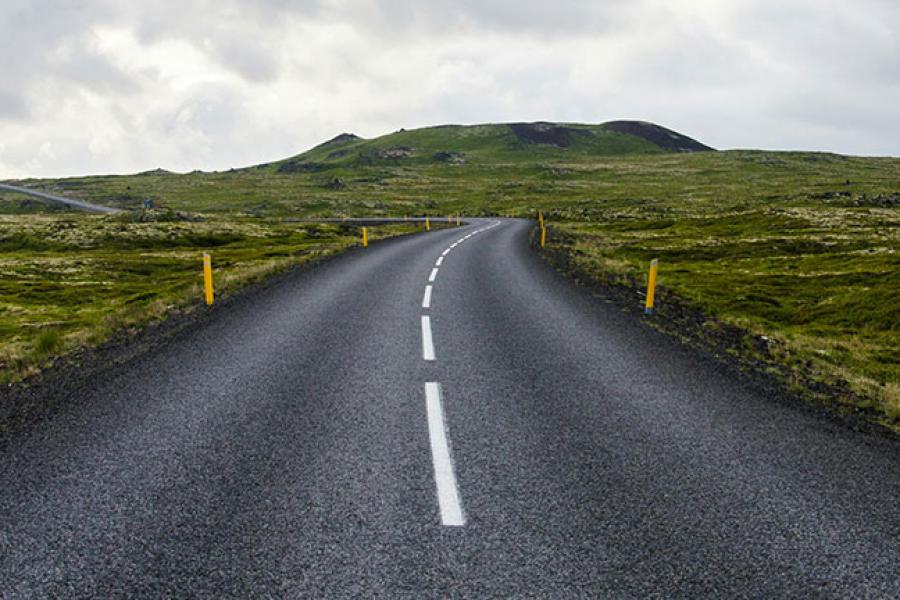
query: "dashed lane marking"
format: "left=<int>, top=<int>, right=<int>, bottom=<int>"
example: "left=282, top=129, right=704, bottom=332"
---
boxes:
left=424, top=382, right=465, bottom=527
left=421, top=316, right=435, bottom=361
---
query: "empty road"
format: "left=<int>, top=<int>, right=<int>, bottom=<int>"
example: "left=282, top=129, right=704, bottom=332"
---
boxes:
left=0, top=219, right=897, bottom=598
left=0, top=183, right=120, bottom=213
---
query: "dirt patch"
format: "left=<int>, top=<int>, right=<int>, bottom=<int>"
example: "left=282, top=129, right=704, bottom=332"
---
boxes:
left=602, top=121, right=714, bottom=152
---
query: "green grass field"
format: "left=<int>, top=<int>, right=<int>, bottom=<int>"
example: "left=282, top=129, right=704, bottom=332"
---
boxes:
left=3, top=121, right=898, bottom=426
left=0, top=211, right=426, bottom=382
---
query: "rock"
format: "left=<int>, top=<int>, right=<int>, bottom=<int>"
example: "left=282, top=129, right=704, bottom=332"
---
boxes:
left=433, top=151, right=466, bottom=164
left=323, top=177, right=346, bottom=190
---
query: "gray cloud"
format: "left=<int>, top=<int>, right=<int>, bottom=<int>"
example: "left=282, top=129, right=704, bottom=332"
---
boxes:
left=0, top=0, right=898, bottom=178
left=0, top=91, right=27, bottom=120
left=332, top=0, right=632, bottom=36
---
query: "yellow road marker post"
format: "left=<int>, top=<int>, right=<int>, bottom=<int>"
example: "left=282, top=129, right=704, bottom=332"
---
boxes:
left=202, top=253, right=214, bottom=306
left=540, top=225, right=546, bottom=248
left=538, top=211, right=544, bottom=228
left=456, top=212, right=461, bottom=226
left=645, top=259, right=659, bottom=314
left=362, top=226, right=368, bottom=247
left=426, top=216, right=431, bottom=231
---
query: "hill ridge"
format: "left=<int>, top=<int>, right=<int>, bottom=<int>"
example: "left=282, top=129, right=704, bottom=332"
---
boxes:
left=270, top=120, right=714, bottom=172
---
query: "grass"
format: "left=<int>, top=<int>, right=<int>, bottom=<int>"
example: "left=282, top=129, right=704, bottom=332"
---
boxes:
left=0, top=211, right=431, bottom=383
left=2, top=121, right=898, bottom=427
left=548, top=204, right=899, bottom=424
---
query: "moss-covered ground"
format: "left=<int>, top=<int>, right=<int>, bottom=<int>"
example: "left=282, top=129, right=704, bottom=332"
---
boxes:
left=0, top=211, right=429, bottom=382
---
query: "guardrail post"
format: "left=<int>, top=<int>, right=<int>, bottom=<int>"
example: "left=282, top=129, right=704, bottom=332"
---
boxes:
left=645, top=259, right=659, bottom=314
left=203, top=253, right=214, bottom=305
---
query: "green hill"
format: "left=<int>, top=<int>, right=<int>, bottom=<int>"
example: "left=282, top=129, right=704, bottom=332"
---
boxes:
left=268, top=121, right=714, bottom=172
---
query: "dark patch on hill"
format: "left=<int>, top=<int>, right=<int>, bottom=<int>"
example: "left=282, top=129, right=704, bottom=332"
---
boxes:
left=277, top=160, right=327, bottom=174
left=509, top=122, right=591, bottom=148
left=602, top=121, right=714, bottom=152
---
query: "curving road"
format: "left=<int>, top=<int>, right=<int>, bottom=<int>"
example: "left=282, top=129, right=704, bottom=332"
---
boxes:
left=0, top=183, right=121, bottom=213
left=0, top=219, right=897, bottom=597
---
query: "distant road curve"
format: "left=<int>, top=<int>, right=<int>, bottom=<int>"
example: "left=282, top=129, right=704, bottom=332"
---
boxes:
left=0, top=183, right=121, bottom=214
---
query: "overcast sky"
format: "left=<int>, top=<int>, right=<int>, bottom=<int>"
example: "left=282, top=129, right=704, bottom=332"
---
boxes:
left=1, top=0, right=898, bottom=178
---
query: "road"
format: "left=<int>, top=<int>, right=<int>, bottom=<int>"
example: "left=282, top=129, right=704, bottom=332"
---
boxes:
left=0, top=183, right=121, bottom=213
left=0, top=218, right=897, bottom=597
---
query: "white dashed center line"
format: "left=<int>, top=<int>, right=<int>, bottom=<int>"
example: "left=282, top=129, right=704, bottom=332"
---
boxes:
left=424, top=382, right=465, bottom=527
left=416, top=220, right=501, bottom=526
left=421, top=315, right=435, bottom=361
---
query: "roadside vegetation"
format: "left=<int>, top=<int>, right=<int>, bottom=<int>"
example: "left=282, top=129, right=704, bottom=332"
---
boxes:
left=3, top=121, right=898, bottom=427
left=0, top=211, right=425, bottom=383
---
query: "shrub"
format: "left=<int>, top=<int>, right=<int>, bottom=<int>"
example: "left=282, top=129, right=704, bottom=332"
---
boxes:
left=35, top=329, right=62, bottom=356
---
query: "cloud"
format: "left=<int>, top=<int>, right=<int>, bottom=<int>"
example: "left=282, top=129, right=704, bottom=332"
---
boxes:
left=0, top=0, right=898, bottom=178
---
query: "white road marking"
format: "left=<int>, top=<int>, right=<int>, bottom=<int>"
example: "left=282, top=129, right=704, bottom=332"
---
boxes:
left=435, top=256, right=444, bottom=266
left=421, top=316, right=435, bottom=360
left=422, top=285, right=433, bottom=309
left=442, top=248, right=451, bottom=256
left=424, top=382, right=465, bottom=527
left=429, top=268, right=439, bottom=282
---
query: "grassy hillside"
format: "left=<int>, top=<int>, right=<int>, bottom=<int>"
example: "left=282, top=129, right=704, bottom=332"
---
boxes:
left=271, top=121, right=705, bottom=170
left=2, top=121, right=898, bottom=428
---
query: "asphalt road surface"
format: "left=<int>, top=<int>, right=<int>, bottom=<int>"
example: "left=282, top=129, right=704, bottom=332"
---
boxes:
left=0, top=183, right=121, bottom=213
left=0, top=219, right=897, bottom=598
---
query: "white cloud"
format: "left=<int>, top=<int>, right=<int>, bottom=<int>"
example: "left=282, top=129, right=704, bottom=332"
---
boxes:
left=0, top=0, right=898, bottom=178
